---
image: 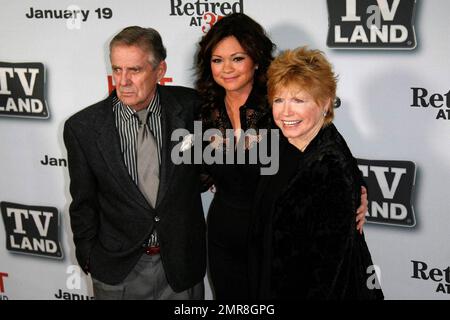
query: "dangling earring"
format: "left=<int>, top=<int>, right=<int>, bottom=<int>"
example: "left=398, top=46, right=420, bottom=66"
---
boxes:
left=255, top=65, right=259, bottom=70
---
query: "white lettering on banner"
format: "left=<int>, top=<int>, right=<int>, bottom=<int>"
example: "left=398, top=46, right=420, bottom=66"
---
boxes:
left=360, top=165, right=407, bottom=219
left=0, top=62, right=49, bottom=118
left=0, top=68, right=13, bottom=94
left=369, top=166, right=406, bottom=199
left=10, top=235, right=58, bottom=253
left=327, top=0, right=416, bottom=49
left=334, top=25, right=408, bottom=43
left=0, top=98, right=43, bottom=113
left=342, top=0, right=405, bottom=23
left=370, top=202, right=407, bottom=220
left=7, top=208, right=58, bottom=254
left=339, top=0, right=401, bottom=27
left=0, top=67, right=38, bottom=96
left=1, top=202, right=63, bottom=258
left=337, top=0, right=405, bottom=42
left=7, top=208, right=53, bottom=237
left=357, top=159, right=416, bottom=227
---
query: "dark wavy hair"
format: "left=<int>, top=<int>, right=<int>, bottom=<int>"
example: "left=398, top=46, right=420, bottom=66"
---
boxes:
left=195, top=13, right=275, bottom=119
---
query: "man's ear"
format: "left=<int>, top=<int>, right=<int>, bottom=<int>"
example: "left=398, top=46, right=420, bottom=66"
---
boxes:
left=157, top=61, right=167, bottom=81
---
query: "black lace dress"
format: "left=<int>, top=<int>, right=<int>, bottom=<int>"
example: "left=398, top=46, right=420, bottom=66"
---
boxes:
left=202, top=90, right=272, bottom=299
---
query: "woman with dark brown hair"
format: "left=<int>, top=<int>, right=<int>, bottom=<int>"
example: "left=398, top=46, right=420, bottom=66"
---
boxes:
left=195, top=13, right=368, bottom=300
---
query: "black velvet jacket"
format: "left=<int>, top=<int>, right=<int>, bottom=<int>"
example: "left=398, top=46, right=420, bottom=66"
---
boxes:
left=249, top=124, right=383, bottom=300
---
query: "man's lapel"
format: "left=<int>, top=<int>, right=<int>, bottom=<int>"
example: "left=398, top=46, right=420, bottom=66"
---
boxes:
left=95, top=95, right=150, bottom=210
left=156, top=86, right=186, bottom=208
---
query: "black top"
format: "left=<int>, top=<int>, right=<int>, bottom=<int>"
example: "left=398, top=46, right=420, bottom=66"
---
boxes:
left=259, top=138, right=303, bottom=213
left=202, top=89, right=272, bottom=209
left=202, top=88, right=273, bottom=299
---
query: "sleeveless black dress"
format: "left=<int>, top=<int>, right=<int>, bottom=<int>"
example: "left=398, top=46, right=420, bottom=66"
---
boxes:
left=202, top=90, right=271, bottom=299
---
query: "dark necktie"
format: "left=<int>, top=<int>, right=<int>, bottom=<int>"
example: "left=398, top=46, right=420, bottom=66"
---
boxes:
left=135, top=108, right=159, bottom=208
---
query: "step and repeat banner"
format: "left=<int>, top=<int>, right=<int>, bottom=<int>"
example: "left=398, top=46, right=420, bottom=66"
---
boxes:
left=1, top=0, right=449, bottom=300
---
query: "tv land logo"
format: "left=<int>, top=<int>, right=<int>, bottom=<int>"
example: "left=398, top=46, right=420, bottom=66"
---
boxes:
left=1, top=201, right=63, bottom=259
left=169, top=0, right=243, bottom=33
left=411, top=87, right=450, bottom=120
left=357, top=159, right=416, bottom=227
left=327, top=0, right=417, bottom=49
left=0, top=272, right=8, bottom=300
left=0, top=62, right=50, bottom=118
left=412, top=260, right=450, bottom=294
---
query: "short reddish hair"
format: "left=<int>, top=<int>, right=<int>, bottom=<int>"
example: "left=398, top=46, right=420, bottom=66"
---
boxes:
left=267, top=46, right=337, bottom=126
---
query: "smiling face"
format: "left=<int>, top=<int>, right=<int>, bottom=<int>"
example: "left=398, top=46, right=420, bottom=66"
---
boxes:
left=210, top=36, right=256, bottom=96
left=272, top=85, right=329, bottom=150
left=110, top=44, right=166, bottom=111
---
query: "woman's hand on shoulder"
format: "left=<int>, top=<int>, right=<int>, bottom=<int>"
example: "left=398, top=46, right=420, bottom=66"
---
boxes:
left=356, top=186, right=368, bottom=234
